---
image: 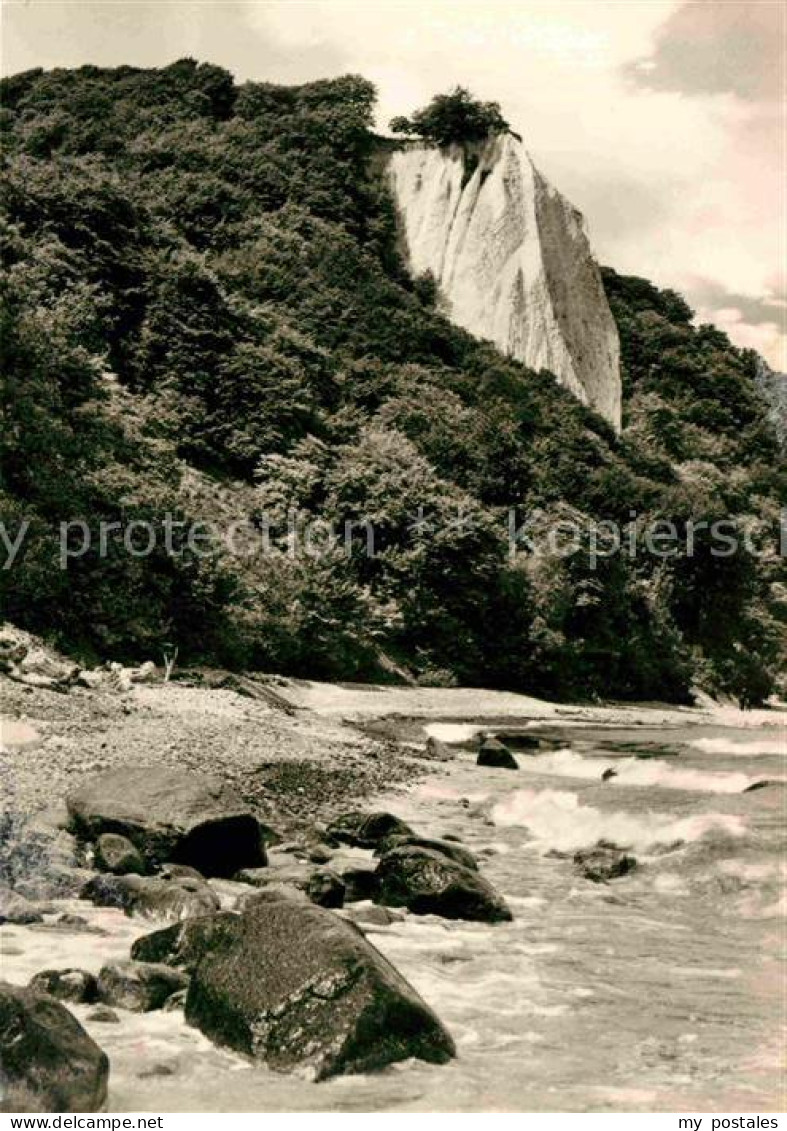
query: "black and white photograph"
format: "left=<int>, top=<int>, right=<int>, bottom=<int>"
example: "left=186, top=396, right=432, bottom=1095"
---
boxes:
left=0, top=0, right=785, bottom=1118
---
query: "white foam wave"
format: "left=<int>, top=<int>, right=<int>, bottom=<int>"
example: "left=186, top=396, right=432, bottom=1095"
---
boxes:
left=423, top=723, right=481, bottom=743
left=491, top=787, right=745, bottom=852
left=516, top=747, right=760, bottom=793
left=690, top=735, right=785, bottom=757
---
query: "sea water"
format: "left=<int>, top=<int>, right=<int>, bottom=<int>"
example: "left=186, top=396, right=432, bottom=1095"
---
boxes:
left=1, top=721, right=784, bottom=1111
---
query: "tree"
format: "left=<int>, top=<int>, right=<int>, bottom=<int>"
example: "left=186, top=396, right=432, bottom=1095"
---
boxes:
left=390, top=86, right=510, bottom=147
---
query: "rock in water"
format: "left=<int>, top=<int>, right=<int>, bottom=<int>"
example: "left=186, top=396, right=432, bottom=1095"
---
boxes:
left=423, top=736, right=453, bottom=761
left=376, top=846, right=512, bottom=922
left=573, top=844, right=637, bottom=882
left=183, top=895, right=455, bottom=1079
left=0, top=982, right=109, bottom=1112
left=514, top=735, right=543, bottom=751
left=325, top=811, right=414, bottom=849
left=743, top=780, right=786, bottom=794
left=374, top=835, right=478, bottom=871
left=339, top=866, right=380, bottom=904
left=29, top=970, right=99, bottom=1005
left=477, top=738, right=518, bottom=770
left=0, top=883, right=44, bottom=925
left=94, top=833, right=146, bottom=876
left=80, top=873, right=220, bottom=920
left=85, top=1006, right=120, bottom=1024
left=97, top=961, right=189, bottom=1012
left=388, top=134, right=621, bottom=429
left=66, top=764, right=266, bottom=876
left=131, top=915, right=239, bottom=971
left=306, top=869, right=346, bottom=909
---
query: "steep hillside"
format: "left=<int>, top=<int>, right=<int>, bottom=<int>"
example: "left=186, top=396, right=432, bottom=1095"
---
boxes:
left=1, top=61, right=783, bottom=703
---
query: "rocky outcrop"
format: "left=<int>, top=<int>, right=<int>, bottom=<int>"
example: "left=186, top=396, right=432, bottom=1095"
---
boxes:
left=136, top=895, right=455, bottom=1079
left=388, top=134, right=621, bottom=429
left=66, top=764, right=266, bottom=877
left=0, top=982, right=109, bottom=1113
left=376, top=845, right=512, bottom=922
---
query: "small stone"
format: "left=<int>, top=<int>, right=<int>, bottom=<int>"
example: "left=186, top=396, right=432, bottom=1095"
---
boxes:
left=138, top=1064, right=175, bottom=1079
left=476, top=738, right=518, bottom=770
left=94, top=833, right=146, bottom=876
left=341, top=866, right=380, bottom=904
left=573, top=844, right=637, bottom=882
left=29, top=969, right=99, bottom=1005
left=306, top=869, right=345, bottom=909
left=162, top=989, right=188, bottom=1012
left=97, top=960, right=190, bottom=1012
left=0, top=883, right=44, bottom=925
left=85, top=1006, right=120, bottom=1024
left=325, top=811, right=414, bottom=849
left=344, top=904, right=399, bottom=928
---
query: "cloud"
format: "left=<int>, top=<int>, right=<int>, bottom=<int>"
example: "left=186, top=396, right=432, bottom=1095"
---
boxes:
left=683, top=277, right=787, bottom=370
left=685, top=278, right=786, bottom=328
left=624, top=0, right=783, bottom=103
left=0, top=1, right=349, bottom=83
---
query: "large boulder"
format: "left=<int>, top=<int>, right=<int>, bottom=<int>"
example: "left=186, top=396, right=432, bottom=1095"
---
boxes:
left=376, top=846, right=512, bottom=922
left=66, top=765, right=266, bottom=877
left=476, top=738, right=518, bottom=770
left=374, top=835, right=478, bottom=871
left=0, top=982, right=109, bottom=1113
left=325, top=811, right=414, bottom=849
left=97, top=961, right=189, bottom=1012
left=28, top=970, right=99, bottom=1006
left=181, top=895, right=456, bottom=1079
left=80, top=873, right=220, bottom=920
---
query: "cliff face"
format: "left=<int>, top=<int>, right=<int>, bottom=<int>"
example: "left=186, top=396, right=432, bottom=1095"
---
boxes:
left=388, top=133, right=621, bottom=430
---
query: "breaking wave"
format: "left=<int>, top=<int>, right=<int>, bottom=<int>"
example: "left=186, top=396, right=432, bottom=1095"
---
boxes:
left=491, top=787, right=746, bottom=852
left=516, top=747, right=763, bottom=793
left=689, top=736, right=785, bottom=757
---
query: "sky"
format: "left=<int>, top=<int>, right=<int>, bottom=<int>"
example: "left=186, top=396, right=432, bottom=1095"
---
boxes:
left=3, top=0, right=785, bottom=370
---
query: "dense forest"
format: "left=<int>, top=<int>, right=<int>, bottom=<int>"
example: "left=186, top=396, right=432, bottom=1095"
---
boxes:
left=1, top=60, right=784, bottom=703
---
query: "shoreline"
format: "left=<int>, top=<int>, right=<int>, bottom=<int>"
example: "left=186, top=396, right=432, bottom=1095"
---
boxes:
left=2, top=671, right=783, bottom=823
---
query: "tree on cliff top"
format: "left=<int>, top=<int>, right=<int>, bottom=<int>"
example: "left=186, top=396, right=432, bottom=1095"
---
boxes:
left=390, top=86, right=510, bottom=146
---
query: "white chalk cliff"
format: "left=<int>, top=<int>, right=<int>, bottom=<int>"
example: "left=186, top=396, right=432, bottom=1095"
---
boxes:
left=388, top=133, right=622, bottom=430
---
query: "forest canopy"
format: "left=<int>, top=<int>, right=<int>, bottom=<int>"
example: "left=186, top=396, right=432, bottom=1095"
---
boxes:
left=1, top=61, right=784, bottom=704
